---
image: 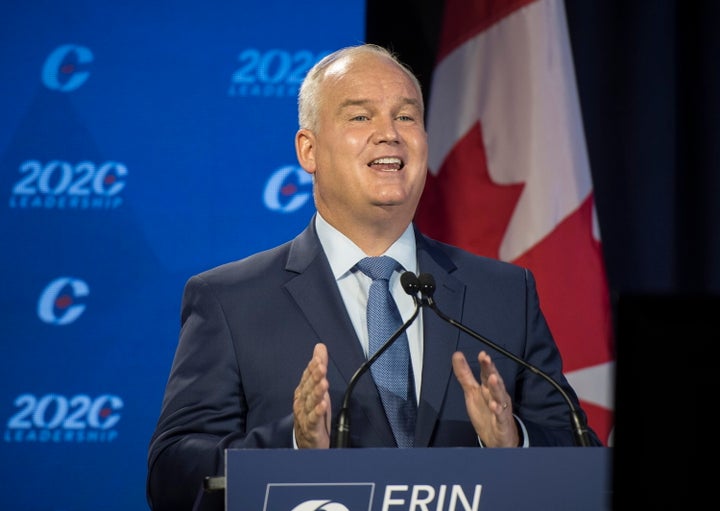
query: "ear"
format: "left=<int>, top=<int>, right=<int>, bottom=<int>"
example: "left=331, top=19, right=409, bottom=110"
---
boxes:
left=295, top=128, right=317, bottom=174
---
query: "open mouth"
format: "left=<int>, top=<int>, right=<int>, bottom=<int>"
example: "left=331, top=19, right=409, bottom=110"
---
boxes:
left=368, top=157, right=404, bottom=171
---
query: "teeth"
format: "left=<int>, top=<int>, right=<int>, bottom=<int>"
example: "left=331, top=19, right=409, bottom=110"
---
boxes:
left=371, top=157, right=402, bottom=165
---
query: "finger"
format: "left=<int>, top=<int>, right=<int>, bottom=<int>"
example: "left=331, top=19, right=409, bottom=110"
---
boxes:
left=487, top=381, right=509, bottom=414
left=477, top=350, right=496, bottom=378
left=451, top=352, right=479, bottom=390
left=307, top=344, right=328, bottom=384
left=481, top=356, right=511, bottom=414
left=314, top=342, right=328, bottom=365
left=322, top=390, right=332, bottom=433
left=295, top=344, right=328, bottom=415
left=309, top=344, right=330, bottom=411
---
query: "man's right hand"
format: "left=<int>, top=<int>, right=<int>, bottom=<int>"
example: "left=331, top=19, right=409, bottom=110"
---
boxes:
left=293, top=343, right=332, bottom=448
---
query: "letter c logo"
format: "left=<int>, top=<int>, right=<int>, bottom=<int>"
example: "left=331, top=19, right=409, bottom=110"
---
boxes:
left=37, top=277, right=89, bottom=325
left=42, top=44, right=93, bottom=91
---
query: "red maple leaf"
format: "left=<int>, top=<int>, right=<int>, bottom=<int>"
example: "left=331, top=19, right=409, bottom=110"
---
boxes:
left=415, top=122, right=524, bottom=259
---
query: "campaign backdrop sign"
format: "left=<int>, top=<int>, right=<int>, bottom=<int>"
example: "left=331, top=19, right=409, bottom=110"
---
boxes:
left=0, top=2, right=364, bottom=509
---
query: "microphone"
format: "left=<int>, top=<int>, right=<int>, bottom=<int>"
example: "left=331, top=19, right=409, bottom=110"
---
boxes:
left=413, top=272, right=592, bottom=447
left=333, top=272, right=421, bottom=448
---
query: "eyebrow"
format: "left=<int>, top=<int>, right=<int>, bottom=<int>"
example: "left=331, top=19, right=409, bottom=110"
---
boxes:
left=337, top=97, right=423, bottom=112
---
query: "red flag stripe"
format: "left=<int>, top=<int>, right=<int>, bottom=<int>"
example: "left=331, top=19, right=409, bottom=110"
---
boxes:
left=437, top=0, right=536, bottom=62
left=419, top=0, right=615, bottom=445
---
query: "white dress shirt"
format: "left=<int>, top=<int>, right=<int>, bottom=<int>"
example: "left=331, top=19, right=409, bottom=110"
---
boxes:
left=315, top=213, right=423, bottom=402
left=305, top=213, right=529, bottom=448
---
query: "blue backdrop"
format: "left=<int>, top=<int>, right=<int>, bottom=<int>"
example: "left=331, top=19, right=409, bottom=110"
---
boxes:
left=0, top=2, right=364, bottom=509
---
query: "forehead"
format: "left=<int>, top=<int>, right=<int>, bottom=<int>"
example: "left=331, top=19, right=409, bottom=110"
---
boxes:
left=321, top=53, right=422, bottom=105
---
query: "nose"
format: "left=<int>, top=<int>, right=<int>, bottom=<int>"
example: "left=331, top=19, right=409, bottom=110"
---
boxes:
left=372, top=116, right=400, bottom=144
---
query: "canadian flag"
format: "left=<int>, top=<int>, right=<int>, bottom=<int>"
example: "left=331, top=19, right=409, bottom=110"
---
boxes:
left=415, top=0, right=615, bottom=445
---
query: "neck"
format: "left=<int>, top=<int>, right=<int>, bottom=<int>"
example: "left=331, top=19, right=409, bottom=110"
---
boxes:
left=318, top=209, right=412, bottom=256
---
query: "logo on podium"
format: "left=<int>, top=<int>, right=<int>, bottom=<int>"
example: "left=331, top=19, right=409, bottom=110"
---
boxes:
left=265, top=483, right=374, bottom=511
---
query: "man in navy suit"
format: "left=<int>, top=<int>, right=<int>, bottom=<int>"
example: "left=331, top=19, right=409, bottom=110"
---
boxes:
left=146, top=43, right=601, bottom=511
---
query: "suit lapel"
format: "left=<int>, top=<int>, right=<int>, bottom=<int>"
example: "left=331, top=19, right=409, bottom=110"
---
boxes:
left=280, top=221, right=469, bottom=447
left=283, top=219, right=394, bottom=444
left=414, top=233, right=466, bottom=446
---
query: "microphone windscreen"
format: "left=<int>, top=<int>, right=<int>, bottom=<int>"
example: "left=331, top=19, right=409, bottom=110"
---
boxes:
left=418, top=273, right=436, bottom=297
left=400, top=271, right=420, bottom=295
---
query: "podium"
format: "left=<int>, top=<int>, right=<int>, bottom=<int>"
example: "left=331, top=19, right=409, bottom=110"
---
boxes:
left=221, top=447, right=611, bottom=510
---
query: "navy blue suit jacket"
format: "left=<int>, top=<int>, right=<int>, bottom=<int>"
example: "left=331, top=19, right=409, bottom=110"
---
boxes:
left=147, top=217, right=600, bottom=510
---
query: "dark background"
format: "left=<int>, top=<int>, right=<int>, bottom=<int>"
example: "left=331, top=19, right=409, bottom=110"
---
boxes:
left=366, top=0, right=719, bottom=507
left=366, top=0, right=720, bottom=296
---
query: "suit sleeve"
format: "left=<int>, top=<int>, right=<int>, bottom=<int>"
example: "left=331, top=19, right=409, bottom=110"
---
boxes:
left=146, top=275, right=295, bottom=511
left=516, top=268, right=603, bottom=447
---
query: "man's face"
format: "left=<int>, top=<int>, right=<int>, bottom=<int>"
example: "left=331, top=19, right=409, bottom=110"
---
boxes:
left=297, top=52, right=428, bottom=229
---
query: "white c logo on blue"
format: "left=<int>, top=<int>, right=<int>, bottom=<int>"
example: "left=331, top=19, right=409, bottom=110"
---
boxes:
left=42, top=44, right=94, bottom=91
left=290, top=500, right=349, bottom=511
left=37, top=277, right=89, bottom=325
left=263, top=165, right=312, bottom=213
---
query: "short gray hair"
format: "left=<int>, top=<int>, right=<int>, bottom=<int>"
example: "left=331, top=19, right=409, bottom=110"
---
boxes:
left=297, top=43, right=424, bottom=131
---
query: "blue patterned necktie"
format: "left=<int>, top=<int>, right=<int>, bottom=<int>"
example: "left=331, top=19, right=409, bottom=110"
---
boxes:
left=356, top=256, right=417, bottom=447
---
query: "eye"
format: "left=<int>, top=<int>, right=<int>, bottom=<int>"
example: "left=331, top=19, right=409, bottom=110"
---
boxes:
left=350, top=115, right=369, bottom=121
left=397, top=114, right=415, bottom=122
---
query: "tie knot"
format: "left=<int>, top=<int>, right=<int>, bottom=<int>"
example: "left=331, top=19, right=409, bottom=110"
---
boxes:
left=356, top=256, right=400, bottom=281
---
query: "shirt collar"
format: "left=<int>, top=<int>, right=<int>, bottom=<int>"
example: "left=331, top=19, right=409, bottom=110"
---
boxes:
left=315, top=213, right=417, bottom=279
